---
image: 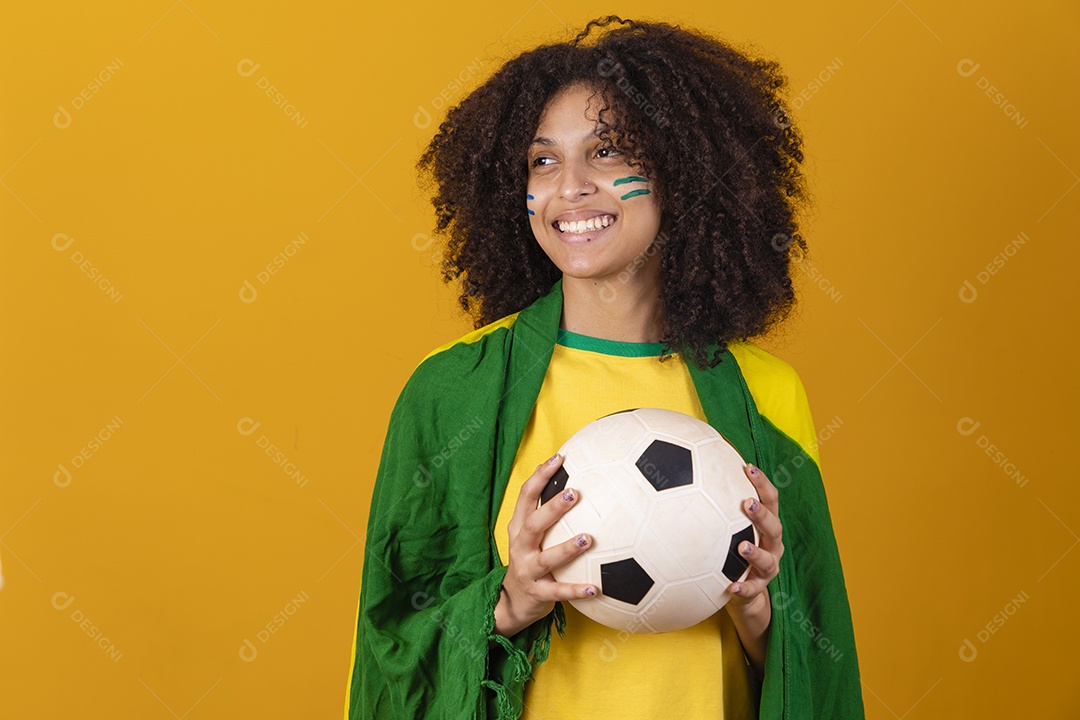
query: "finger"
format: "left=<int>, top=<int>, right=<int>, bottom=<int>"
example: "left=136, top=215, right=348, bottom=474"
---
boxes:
left=551, top=582, right=600, bottom=601
left=731, top=572, right=772, bottom=601
left=535, top=575, right=600, bottom=601
left=729, top=575, right=770, bottom=604
left=743, top=463, right=778, bottom=511
left=533, top=532, right=592, bottom=578
left=730, top=544, right=781, bottom=600
left=743, top=462, right=777, bottom=524
left=516, top=453, right=564, bottom=512
left=519, top=481, right=580, bottom=545
left=742, top=495, right=783, bottom=548
left=509, top=453, right=565, bottom=535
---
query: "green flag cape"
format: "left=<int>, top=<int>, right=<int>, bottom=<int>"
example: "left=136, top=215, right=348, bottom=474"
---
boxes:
left=346, top=279, right=864, bottom=718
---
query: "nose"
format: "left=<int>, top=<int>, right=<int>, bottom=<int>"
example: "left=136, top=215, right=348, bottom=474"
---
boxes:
left=558, top=158, right=596, bottom=200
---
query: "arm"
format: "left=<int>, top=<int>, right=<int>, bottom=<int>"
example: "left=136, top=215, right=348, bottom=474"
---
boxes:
left=727, top=588, right=771, bottom=679
left=714, top=345, right=863, bottom=716
left=344, top=373, right=563, bottom=720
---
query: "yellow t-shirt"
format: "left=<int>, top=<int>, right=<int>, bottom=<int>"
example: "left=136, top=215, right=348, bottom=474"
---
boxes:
left=494, top=328, right=758, bottom=720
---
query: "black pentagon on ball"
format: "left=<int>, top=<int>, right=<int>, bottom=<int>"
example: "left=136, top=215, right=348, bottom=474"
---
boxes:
left=600, top=557, right=655, bottom=605
left=539, top=466, right=569, bottom=505
left=722, top=524, right=756, bottom=582
left=635, top=439, right=694, bottom=491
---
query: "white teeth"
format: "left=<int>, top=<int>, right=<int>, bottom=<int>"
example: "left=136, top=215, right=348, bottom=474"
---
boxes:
left=557, top=214, right=614, bottom=234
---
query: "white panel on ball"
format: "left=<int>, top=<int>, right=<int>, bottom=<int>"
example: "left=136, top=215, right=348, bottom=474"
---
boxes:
left=648, top=580, right=724, bottom=633
left=635, top=406, right=719, bottom=445
left=562, top=411, right=650, bottom=471
left=645, top=493, right=730, bottom=577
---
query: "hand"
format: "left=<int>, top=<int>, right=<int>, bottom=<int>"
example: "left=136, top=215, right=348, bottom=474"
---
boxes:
left=726, top=462, right=784, bottom=614
left=723, top=463, right=782, bottom=677
left=493, top=453, right=600, bottom=638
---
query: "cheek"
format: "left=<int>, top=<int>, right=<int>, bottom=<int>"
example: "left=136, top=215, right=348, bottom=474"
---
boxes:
left=525, top=187, right=555, bottom=231
left=616, top=190, right=661, bottom=227
left=646, top=194, right=662, bottom=221
left=525, top=184, right=551, bottom=215
left=527, top=210, right=551, bottom=246
left=611, top=174, right=650, bottom=201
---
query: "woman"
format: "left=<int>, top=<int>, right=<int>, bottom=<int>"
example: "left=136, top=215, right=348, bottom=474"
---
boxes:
left=346, top=15, right=863, bottom=719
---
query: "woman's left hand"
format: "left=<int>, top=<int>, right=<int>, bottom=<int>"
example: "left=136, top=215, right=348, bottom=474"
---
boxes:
left=725, top=463, right=784, bottom=614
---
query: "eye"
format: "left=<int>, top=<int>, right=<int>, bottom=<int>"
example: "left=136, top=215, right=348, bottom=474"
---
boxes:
left=530, top=155, right=555, bottom=168
left=597, top=145, right=621, bottom=158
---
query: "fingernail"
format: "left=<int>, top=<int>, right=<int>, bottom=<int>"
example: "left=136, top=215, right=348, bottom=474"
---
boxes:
left=584, top=587, right=596, bottom=596
left=749, top=498, right=759, bottom=513
left=562, top=489, right=575, bottom=503
left=747, top=464, right=759, bottom=476
left=576, top=534, right=588, bottom=548
left=742, top=542, right=753, bottom=556
left=547, top=453, right=560, bottom=465
left=732, top=584, right=742, bottom=594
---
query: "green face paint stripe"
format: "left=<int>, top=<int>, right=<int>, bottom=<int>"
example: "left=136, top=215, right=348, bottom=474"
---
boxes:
left=620, top=188, right=652, bottom=200
left=613, top=176, right=648, bottom=186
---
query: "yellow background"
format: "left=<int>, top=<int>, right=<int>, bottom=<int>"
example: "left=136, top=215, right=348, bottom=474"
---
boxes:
left=1, top=2, right=1077, bottom=718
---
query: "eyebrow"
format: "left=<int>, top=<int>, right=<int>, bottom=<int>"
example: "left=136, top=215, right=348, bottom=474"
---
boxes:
left=529, top=128, right=606, bottom=147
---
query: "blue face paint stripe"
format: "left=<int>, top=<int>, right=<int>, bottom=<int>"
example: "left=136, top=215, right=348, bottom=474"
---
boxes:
left=620, top=188, right=652, bottom=200
left=527, top=193, right=535, bottom=215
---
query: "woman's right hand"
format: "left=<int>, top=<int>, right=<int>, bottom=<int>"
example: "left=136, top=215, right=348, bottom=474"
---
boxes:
left=493, top=452, right=599, bottom=638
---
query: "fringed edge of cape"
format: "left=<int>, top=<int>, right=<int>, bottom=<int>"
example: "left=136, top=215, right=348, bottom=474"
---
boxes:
left=481, top=587, right=568, bottom=719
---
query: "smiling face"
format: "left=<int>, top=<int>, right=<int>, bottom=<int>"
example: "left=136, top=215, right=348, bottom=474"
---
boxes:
left=526, top=83, right=663, bottom=287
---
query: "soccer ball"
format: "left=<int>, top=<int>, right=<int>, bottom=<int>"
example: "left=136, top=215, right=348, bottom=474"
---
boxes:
left=539, top=407, right=760, bottom=634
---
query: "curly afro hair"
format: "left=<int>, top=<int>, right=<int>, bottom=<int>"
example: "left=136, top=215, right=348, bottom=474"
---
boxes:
left=417, top=15, right=810, bottom=369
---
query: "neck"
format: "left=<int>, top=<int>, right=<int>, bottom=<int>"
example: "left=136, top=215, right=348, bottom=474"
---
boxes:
left=560, top=270, right=664, bottom=344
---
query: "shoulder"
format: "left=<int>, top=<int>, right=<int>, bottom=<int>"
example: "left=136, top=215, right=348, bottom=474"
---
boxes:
left=727, top=341, right=820, bottom=467
left=415, top=312, right=521, bottom=369
left=392, top=312, right=522, bottom=411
